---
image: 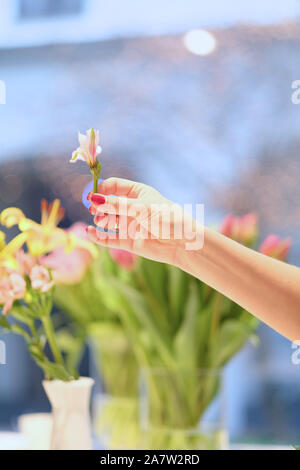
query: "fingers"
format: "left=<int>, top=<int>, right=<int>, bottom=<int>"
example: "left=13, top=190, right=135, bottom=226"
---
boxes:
left=97, top=177, right=146, bottom=198
left=86, top=225, right=134, bottom=252
left=90, top=193, right=151, bottom=218
left=94, top=212, right=120, bottom=231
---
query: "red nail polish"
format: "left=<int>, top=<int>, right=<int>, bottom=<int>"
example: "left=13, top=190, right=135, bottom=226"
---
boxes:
left=89, top=206, right=93, bottom=213
left=85, top=227, right=89, bottom=233
left=87, top=192, right=91, bottom=201
left=91, top=194, right=105, bottom=205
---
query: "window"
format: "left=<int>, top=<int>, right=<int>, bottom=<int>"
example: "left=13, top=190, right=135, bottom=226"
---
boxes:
left=19, top=0, right=83, bottom=19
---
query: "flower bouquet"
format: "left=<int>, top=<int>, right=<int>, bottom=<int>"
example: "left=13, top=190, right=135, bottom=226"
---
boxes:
left=0, top=201, right=96, bottom=450
left=95, top=213, right=291, bottom=450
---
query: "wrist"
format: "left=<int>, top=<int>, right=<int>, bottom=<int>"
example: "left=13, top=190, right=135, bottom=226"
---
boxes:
left=173, top=222, right=206, bottom=275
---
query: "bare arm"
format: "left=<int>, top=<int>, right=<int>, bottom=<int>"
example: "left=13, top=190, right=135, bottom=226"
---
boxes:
left=179, top=226, right=300, bottom=341
left=87, top=177, right=300, bottom=341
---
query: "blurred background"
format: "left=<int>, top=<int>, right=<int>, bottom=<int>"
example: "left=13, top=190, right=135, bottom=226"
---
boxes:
left=0, top=0, right=300, bottom=446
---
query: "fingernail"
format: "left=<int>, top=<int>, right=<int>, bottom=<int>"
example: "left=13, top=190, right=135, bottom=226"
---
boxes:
left=91, top=194, right=105, bottom=205
left=87, top=192, right=92, bottom=201
left=85, top=227, right=89, bottom=233
left=89, top=206, right=93, bottom=213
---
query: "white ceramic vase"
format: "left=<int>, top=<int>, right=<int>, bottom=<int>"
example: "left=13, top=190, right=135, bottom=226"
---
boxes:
left=43, top=377, right=94, bottom=450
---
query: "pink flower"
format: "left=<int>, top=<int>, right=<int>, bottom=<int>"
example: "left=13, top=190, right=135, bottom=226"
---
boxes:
left=40, top=223, right=93, bottom=284
left=30, top=265, right=54, bottom=293
left=70, top=128, right=101, bottom=169
left=0, top=273, right=26, bottom=315
left=259, top=235, right=292, bottom=261
left=67, top=222, right=90, bottom=240
left=0, top=284, right=14, bottom=315
left=220, top=213, right=258, bottom=246
left=109, top=248, right=137, bottom=270
left=219, top=214, right=236, bottom=238
left=9, top=273, right=26, bottom=298
left=15, top=250, right=36, bottom=275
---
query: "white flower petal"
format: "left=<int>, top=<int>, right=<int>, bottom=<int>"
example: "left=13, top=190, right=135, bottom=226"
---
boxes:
left=70, top=149, right=85, bottom=163
left=78, top=132, right=88, bottom=150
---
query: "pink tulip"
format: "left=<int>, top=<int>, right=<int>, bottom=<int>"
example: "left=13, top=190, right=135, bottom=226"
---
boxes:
left=259, top=234, right=292, bottom=261
left=109, top=248, right=136, bottom=270
left=70, top=128, right=101, bottom=169
left=30, top=265, right=54, bottom=293
left=238, top=213, right=258, bottom=246
left=220, top=213, right=258, bottom=246
left=219, top=214, right=236, bottom=238
left=40, top=223, right=93, bottom=284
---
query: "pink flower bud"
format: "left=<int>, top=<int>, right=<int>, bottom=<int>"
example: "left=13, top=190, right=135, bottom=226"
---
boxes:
left=239, top=213, right=258, bottom=246
left=219, top=214, right=236, bottom=238
left=70, top=128, right=101, bottom=169
left=9, top=273, right=26, bottom=298
left=109, top=248, right=137, bottom=270
left=259, top=234, right=292, bottom=261
left=30, top=265, right=54, bottom=293
left=0, top=273, right=26, bottom=315
left=220, top=213, right=258, bottom=246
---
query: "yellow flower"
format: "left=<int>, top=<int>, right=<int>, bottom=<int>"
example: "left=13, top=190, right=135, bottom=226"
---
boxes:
left=0, top=231, right=5, bottom=251
left=0, top=233, right=28, bottom=270
left=0, top=208, right=25, bottom=228
left=0, top=200, right=69, bottom=257
left=0, top=200, right=97, bottom=265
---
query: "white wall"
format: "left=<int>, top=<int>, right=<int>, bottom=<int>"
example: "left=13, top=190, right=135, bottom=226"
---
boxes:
left=0, top=0, right=298, bottom=48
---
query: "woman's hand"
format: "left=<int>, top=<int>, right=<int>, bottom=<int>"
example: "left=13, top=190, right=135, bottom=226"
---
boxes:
left=86, top=177, right=300, bottom=341
left=86, top=177, right=199, bottom=266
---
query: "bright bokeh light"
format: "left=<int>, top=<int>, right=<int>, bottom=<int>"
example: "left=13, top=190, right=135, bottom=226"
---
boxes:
left=183, top=29, right=217, bottom=56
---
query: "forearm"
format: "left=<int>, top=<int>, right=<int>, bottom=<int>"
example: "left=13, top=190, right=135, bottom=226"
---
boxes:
left=177, top=226, right=300, bottom=341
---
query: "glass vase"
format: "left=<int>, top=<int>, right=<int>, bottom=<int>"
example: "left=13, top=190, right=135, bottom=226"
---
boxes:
left=89, top=330, right=140, bottom=449
left=139, top=368, right=227, bottom=450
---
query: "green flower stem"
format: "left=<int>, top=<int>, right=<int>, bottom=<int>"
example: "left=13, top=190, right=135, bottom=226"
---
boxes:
left=29, top=319, right=39, bottom=343
left=42, top=313, right=63, bottom=365
left=91, top=162, right=101, bottom=193
left=93, top=173, right=98, bottom=193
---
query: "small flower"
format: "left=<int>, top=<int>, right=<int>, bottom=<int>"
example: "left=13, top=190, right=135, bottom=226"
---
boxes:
left=109, top=248, right=137, bottom=270
left=15, top=250, right=36, bottom=275
left=0, top=200, right=70, bottom=258
left=70, top=128, right=101, bottom=169
left=40, top=223, right=94, bottom=284
left=9, top=273, right=26, bottom=298
left=259, top=234, right=292, bottom=261
left=30, top=265, right=54, bottom=293
left=0, top=285, right=13, bottom=315
left=220, top=213, right=258, bottom=247
left=70, top=128, right=102, bottom=193
left=0, top=273, right=26, bottom=315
